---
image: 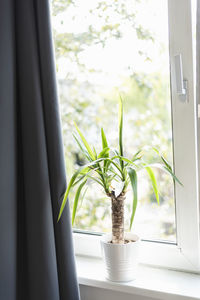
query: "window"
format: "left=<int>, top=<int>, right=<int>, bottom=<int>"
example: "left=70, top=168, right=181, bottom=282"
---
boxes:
left=51, top=0, right=200, bottom=271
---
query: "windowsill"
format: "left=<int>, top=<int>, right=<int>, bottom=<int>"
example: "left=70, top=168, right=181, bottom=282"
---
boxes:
left=76, top=255, right=200, bottom=300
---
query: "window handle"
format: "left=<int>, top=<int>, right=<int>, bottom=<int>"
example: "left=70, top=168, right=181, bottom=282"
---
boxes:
left=174, top=54, right=188, bottom=102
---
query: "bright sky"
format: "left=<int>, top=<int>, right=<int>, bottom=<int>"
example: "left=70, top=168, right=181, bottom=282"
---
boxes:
left=52, top=0, right=169, bottom=87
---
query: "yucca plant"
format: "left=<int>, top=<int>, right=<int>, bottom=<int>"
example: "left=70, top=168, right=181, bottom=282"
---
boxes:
left=58, top=97, right=181, bottom=244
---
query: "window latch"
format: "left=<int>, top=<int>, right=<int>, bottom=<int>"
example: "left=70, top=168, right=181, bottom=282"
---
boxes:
left=174, top=54, right=188, bottom=103
left=198, top=104, right=200, bottom=119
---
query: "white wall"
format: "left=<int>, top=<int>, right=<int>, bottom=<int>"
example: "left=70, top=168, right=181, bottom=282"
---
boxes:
left=80, top=285, right=157, bottom=300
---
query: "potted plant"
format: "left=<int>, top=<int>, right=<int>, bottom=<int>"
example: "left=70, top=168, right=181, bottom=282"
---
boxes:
left=58, top=97, right=181, bottom=282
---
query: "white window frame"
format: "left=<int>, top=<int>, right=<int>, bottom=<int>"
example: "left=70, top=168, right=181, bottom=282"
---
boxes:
left=73, top=0, right=200, bottom=272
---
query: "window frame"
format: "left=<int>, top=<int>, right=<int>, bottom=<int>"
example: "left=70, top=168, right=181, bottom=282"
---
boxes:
left=71, top=0, right=200, bottom=272
left=168, top=0, right=200, bottom=270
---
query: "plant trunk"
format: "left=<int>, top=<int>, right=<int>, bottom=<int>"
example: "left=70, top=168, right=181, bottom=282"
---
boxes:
left=111, top=193, right=125, bottom=244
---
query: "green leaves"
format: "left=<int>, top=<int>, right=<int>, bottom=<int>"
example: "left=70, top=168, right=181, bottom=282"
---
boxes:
left=73, top=134, right=91, bottom=161
left=72, top=179, right=87, bottom=225
left=147, top=163, right=183, bottom=186
left=118, top=95, right=124, bottom=171
left=74, top=122, right=96, bottom=160
left=101, top=128, right=109, bottom=174
left=145, top=166, right=159, bottom=204
left=127, top=168, right=138, bottom=229
left=98, top=147, right=110, bottom=159
left=58, top=170, right=80, bottom=221
left=132, top=150, right=142, bottom=161
left=151, top=148, right=183, bottom=186
left=112, top=155, right=137, bottom=167
left=58, top=98, right=182, bottom=236
left=58, top=157, right=107, bottom=221
left=163, top=166, right=183, bottom=186
left=101, top=127, right=108, bottom=149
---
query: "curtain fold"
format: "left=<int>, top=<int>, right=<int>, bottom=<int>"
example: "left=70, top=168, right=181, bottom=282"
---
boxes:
left=0, top=0, right=80, bottom=299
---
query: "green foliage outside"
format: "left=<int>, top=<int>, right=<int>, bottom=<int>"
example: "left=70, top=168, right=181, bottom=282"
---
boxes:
left=51, top=0, right=176, bottom=241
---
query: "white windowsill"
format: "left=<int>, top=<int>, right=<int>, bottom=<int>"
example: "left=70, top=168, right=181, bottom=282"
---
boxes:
left=76, top=255, right=200, bottom=300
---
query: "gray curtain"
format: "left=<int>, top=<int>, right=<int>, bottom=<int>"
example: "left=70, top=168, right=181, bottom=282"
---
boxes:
left=0, top=0, right=80, bottom=299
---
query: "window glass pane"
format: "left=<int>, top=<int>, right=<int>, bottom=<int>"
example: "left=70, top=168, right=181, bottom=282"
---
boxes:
left=51, top=0, right=176, bottom=242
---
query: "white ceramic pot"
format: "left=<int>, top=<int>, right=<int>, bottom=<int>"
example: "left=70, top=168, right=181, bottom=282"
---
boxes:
left=100, top=232, right=140, bottom=282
